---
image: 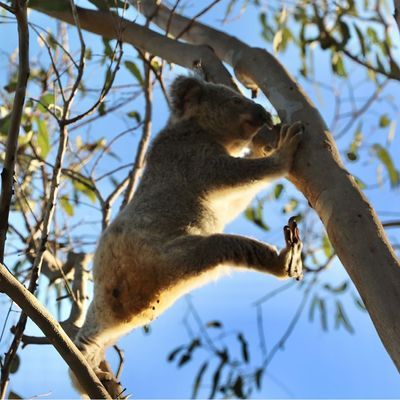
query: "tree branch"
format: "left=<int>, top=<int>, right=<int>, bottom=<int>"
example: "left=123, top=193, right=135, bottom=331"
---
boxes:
left=394, top=0, right=400, bottom=34
left=29, top=3, right=237, bottom=89
left=0, top=0, right=29, bottom=262
left=0, top=2, right=30, bottom=396
left=121, top=51, right=153, bottom=209
left=0, top=263, right=110, bottom=398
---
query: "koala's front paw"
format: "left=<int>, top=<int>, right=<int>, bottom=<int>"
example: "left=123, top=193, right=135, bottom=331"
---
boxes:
left=279, top=217, right=303, bottom=280
left=278, top=121, right=304, bottom=149
left=94, top=367, right=114, bottom=382
left=276, top=121, right=304, bottom=167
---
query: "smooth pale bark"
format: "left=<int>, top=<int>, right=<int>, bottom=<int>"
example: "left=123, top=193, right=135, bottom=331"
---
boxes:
left=135, top=0, right=400, bottom=371
left=30, top=4, right=236, bottom=89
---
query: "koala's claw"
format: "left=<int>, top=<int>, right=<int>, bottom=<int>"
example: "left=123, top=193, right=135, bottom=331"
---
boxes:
left=282, top=217, right=303, bottom=280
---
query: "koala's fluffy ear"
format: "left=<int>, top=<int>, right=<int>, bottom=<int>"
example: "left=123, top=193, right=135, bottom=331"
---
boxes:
left=169, top=76, right=204, bottom=116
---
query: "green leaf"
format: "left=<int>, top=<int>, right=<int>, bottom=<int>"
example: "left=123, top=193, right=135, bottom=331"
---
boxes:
left=274, top=183, right=284, bottom=199
left=379, top=114, right=390, bottom=128
left=323, top=281, right=348, bottom=294
left=309, top=295, right=318, bottom=322
left=192, top=362, right=208, bottom=399
left=177, top=352, right=191, bottom=367
left=308, top=295, right=328, bottom=331
left=127, top=111, right=141, bottom=123
left=187, top=338, right=201, bottom=353
left=322, top=235, right=333, bottom=258
left=273, top=28, right=292, bottom=52
left=353, top=24, right=366, bottom=57
left=167, top=345, right=185, bottom=362
left=102, top=39, right=114, bottom=59
left=72, top=180, right=97, bottom=203
left=244, top=203, right=269, bottom=231
left=254, top=368, right=264, bottom=390
left=37, top=93, right=55, bottom=113
left=319, top=298, right=328, bottom=331
left=353, top=176, right=366, bottom=189
left=206, top=320, right=223, bottom=328
left=347, top=123, right=363, bottom=162
left=0, top=113, right=11, bottom=135
left=335, top=301, right=355, bottom=334
left=60, top=196, right=74, bottom=216
left=366, top=27, right=379, bottom=44
left=283, top=198, right=298, bottom=214
left=352, top=293, right=367, bottom=312
left=124, top=61, right=144, bottom=86
left=331, top=52, right=347, bottom=77
left=35, top=117, right=50, bottom=159
left=232, top=376, right=245, bottom=398
left=209, top=355, right=227, bottom=399
left=372, top=144, right=400, bottom=187
left=237, top=333, right=249, bottom=363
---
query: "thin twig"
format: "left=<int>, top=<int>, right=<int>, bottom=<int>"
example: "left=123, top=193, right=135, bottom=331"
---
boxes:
left=262, top=277, right=317, bottom=369
left=120, top=51, right=153, bottom=209
left=0, top=1, right=13, bottom=13
left=175, top=0, right=222, bottom=40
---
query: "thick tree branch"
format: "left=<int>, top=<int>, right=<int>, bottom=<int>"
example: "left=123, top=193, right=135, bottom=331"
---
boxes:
left=134, top=0, right=400, bottom=372
left=29, top=3, right=237, bottom=89
left=0, top=263, right=110, bottom=399
left=394, top=0, right=400, bottom=34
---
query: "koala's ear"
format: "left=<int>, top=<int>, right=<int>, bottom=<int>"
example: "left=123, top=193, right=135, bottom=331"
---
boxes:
left=169, top=76, right=204, bottom=115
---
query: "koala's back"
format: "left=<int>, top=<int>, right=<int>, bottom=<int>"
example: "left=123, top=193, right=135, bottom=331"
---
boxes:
left=123, top=121, right=226, bottom=237
left=90, top=121, right=224, bottom=325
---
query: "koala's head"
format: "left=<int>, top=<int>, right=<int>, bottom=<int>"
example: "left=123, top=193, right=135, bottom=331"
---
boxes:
left=169, top=76, right=272, bottom=154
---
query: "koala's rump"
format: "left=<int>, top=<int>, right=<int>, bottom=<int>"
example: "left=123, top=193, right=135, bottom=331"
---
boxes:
left=92, top=229, right=166, bottom=326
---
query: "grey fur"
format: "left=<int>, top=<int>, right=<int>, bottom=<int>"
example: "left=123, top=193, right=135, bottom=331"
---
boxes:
left=73, top=76, right=303, bottom=394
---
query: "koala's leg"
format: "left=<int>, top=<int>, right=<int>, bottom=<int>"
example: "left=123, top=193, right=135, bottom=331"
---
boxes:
left=74, top=303, right=127, bottom=379
left=163, top=219, right=302, bottom=280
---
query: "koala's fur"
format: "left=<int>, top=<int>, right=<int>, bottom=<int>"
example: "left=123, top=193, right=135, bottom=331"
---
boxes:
left=73, top=76, right=303, bottom=393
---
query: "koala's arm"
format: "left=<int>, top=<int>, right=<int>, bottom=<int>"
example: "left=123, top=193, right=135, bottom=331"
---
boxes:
left=205, top=121, right=303, bottom=187
left=248, top=124, right=281, bottom=158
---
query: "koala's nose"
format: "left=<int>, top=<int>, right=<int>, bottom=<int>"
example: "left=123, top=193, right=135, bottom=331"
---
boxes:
left=252, top=104, right=272, bottom=127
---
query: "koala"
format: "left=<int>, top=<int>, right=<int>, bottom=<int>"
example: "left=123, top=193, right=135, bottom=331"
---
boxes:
left=72, top=76, right=303, bottom=394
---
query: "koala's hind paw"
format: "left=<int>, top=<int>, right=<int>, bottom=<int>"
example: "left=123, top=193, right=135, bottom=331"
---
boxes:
left=94, top=367, right=114, bottom=382
left=281, top=217, right=303, bottom=280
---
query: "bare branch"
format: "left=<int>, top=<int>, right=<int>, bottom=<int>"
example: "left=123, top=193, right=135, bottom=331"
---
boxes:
left=120, top=52, right=153, bottom=209
left=0, top=1, right=30, bottom=396
left=0, top=0, right=29, bottom=262
left=0, top=1, right=13, bottom=13
left=0, top=262, right=110, bottom=398
left=393, top=0, right=400, bottom=34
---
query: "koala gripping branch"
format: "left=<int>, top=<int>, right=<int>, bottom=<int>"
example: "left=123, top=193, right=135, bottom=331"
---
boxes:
left=134, top=0, right=400, bottom=372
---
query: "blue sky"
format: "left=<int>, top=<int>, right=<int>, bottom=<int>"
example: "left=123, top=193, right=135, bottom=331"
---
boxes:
left=0, top=1, right=399, bottom=398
